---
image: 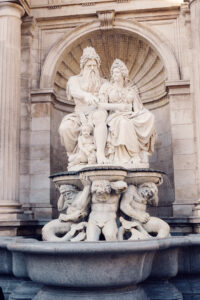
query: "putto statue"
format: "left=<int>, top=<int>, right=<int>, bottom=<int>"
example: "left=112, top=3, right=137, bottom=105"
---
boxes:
left=59, top=47, right=156, bottom=169
left=42, top=47, right=170, bottom=242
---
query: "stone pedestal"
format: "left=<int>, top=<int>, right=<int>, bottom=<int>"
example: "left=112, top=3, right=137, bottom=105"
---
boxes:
left=0, top=2, right=24, bottom=230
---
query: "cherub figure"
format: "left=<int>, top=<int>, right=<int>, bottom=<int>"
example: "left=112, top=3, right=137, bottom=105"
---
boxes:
left=86, top=180, right=127, bottom=241
left=68, top=122, right=96, bottom=168
left=42, top=182, right=90, bottom=242
left=120, top=182, right=170, bottom=239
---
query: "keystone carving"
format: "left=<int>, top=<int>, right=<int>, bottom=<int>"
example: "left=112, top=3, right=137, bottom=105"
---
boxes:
left=97, top=10, right=115, bottom=30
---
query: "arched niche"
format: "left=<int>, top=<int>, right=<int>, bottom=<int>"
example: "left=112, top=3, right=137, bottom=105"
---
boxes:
left=40, top=19, right=180, bottom=92
left=40, top=19, right=179, bottom=216
left=53, top=29, right=167, bottom=106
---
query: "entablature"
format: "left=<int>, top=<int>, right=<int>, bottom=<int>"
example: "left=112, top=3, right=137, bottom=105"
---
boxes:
left=19, top=0, right=184, bottom=19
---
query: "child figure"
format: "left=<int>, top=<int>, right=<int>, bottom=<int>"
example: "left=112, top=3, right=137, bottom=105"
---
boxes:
left=68, top=122, right=96, bottom=168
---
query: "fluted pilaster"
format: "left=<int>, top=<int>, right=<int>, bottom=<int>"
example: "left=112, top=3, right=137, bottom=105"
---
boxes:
left=0, top=2, right=24, bottom=204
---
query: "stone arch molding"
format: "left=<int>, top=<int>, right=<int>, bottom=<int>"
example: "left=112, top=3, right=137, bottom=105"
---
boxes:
left=40, top=18, right=180, bottom=103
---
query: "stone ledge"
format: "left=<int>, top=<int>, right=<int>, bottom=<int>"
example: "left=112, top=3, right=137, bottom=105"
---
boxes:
left=166, top=80, right=190, bottom=95
left=0, top=220, right=46, bottom=237
left=164, top=216, right=200, bottom=235
left=31, top=89, right=74, bottom=113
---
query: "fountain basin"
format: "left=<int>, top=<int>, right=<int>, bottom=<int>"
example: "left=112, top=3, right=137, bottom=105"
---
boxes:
left=50, top=167, right=164, bottom=188
left=8, top=236, right=196, bottom=288
left=8, top=240, right=158, bottom=288
left=0, top=237, right=13, bottom=275
left=3, top=235, right=200, bottom=299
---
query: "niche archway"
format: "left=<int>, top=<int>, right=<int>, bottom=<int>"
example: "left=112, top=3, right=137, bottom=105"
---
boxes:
left=40, top=19, right=180, bottom=92
left=40, top=19, right=179, bottom=217
left=53, top=29, right=167, bottom=106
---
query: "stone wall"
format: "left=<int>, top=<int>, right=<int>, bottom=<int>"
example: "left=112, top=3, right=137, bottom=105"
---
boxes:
left=22, top=1, right=189, bottom=220
left=150, top=103, right=174, bottom=217
left=15, top=0, right=199, bottom=223
left=50, top=106, right=67, bottom=217
left=168, top=86, right=197, bottom=217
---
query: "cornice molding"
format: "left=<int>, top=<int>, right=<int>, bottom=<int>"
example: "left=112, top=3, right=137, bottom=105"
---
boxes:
left=30, top=88, right=169, bottom=113
left=18, top=0, right=181, bottom=10
left=165, top=80, right=190, bottom=95
left=31, top=89, right=74, bottom=113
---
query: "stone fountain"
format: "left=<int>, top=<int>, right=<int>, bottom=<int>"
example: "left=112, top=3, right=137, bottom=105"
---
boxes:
left=6, top=47, right=176, bottom=299
left=42, top=48, right=170, bottom=244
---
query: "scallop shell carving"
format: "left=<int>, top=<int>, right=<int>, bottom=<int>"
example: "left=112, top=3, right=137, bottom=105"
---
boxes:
left=54, top=30, right=167, bottom=105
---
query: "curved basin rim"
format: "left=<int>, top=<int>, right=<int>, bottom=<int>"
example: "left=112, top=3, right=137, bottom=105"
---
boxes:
left=8, top=239, right=160, bottom=255
left=7, top=236, right=198, bottom=255
left=49, top=167, right=166, bottom=179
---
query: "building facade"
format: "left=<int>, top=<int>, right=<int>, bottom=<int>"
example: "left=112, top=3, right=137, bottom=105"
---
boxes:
left=0, top=0, right=200, bottom=236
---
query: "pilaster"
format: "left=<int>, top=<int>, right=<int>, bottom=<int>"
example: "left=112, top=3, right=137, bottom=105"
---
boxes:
left=166, top=80, right=198, bottom=216
left=0, top=1, right=25, bottom=228
left=30, top=90, right=55, bottom=220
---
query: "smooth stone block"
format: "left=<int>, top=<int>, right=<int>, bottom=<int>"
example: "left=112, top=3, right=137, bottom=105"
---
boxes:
left=170, top=109, right=193, bottom=125
left=31, top=117, right=50, bottom=131
left=173, top=139, right=195, bottom=155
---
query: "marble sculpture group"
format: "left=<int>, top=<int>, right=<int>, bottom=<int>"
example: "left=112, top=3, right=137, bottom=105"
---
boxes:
left=42, top=47, right=170, bottom=242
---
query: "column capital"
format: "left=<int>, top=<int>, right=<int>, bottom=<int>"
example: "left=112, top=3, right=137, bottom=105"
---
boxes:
left=0, top=1, right=24, bottom=18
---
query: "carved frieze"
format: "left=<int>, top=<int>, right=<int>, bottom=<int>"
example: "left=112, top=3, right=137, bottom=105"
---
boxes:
left=48, top=0, right=62, bottom=9
left=26, top=0, right=131, bottom=8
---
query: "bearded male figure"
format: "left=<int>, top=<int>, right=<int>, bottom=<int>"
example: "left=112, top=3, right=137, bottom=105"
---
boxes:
left=42, top=183, right=90, bottom=242
left=59, top=47, right=108, bottom=166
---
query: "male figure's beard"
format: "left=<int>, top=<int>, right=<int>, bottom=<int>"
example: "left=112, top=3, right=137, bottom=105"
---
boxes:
left=81, top=69, right=101, bottom=94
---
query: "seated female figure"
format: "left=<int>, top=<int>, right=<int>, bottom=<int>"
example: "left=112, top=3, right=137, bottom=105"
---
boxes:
left=98, top=59, right=156, bottom=167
